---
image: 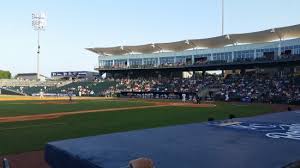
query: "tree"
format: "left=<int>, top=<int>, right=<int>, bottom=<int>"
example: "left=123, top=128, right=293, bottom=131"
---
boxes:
left=0, top=70, right=11, bottom=79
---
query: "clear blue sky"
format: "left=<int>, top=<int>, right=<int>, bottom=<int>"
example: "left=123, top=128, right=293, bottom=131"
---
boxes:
left=0, top=0, right=300, bottom=76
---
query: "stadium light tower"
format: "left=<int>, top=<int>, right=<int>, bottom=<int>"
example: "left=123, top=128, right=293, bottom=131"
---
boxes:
left=32, top=12, right=47, bottom=80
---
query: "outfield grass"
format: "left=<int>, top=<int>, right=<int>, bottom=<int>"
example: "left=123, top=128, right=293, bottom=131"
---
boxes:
left=0, top=100, right=276, bottom=155
left=0, top=100, right=151, bottom=117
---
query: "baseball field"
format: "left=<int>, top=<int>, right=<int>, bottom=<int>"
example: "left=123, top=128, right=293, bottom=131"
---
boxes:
left=0, top=95, right=292, bottom=156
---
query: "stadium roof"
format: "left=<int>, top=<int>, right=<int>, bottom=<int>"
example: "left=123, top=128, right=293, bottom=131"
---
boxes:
left=86, top=24, right=300, bottom=56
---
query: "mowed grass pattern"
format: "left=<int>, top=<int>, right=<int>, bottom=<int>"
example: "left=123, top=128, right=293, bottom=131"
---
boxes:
left=0, top=100, right=151, bottom=117
left=0, top=100, right=274, bottom=155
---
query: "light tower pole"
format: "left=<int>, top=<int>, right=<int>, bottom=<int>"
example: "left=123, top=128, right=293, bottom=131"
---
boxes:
left=32, top=12, right=47, bottom=80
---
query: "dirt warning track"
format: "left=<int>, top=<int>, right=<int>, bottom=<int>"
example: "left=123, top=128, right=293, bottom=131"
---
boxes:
left=0, top=102, right=215, bottom=123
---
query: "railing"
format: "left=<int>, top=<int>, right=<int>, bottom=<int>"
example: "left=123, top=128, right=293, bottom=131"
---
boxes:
left=95, top=55, right=300, bottom=71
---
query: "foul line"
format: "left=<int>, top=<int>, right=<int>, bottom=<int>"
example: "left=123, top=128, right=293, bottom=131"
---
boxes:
left=0, top=105, right=169, bottom=123
left=0, top=102, right=215, bottom=123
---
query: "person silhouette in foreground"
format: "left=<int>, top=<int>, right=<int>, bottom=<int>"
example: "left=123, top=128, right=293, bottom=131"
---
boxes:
left=2, top=158, right=10, bottom=168
left=128, top=158, right=155, bottom=168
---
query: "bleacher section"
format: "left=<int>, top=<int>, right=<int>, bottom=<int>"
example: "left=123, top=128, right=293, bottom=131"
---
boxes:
left=0, top=79, right=72, bottom=96
left=47, top=81, right=117, bottom=96
left=0, top=87, right=26, bottom=96
left=8, top=86, right=46, bottom=95
left=0, top=79, right=71, bottom=87
left=97, top=73, right=300, bottom=104
left=0, top=78, right=116, bottom=96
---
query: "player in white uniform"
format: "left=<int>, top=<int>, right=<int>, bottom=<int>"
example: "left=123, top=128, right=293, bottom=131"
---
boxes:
left=182, top=93, right=186, bottom=103
left=39, top=89, right=44, bottom=99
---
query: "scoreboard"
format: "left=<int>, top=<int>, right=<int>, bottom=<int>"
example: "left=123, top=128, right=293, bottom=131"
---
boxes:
left=51, top=71, right=97, bottom=80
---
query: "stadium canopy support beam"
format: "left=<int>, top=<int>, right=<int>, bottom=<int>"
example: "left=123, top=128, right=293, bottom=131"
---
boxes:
left=270, top=28, right=284, bottom=59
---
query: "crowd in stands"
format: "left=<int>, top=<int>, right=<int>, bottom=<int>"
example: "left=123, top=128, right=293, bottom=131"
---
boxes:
left=215, top=74, right=300, bottom=104
left=36, top=80, right=116, bottom=97
left=100, top=73, right=300, bottom=105
left=59, top=83, right=95, bottom=96
left=2, top=72, right=300, bottom=105
left=109, top=76, right=217, bottom=93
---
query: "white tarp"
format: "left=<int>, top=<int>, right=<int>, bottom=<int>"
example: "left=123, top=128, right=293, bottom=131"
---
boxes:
left=87, top=24, right=300, bottom=56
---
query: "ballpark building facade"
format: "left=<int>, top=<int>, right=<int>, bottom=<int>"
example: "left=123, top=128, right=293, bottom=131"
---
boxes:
left=87, top=24, right=300, bottom=77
